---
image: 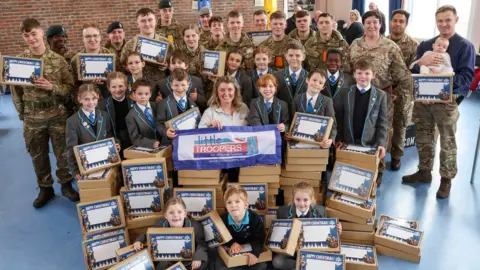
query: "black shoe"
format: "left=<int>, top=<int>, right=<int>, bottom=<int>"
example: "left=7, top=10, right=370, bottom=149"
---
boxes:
left=33, top=186, right=55, bottom=208
left=61, top=182, right=80, bottom=202
left=456, top=95, right=464, bottom=105
left=391, top=159, right=401, bottom=171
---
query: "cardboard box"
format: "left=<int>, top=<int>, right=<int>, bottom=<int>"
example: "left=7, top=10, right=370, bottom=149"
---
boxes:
left=74, top=138, right=121, bottom=175
left=328, top=193, right=376, bottom=219
left=265, top=208, right=278, bottom=230
left=77, top=196, right=126, bottom=235
left=178, top=175, right=225, bottom=186
left=370, top=182, right=377, bottom=198
left=197, top=211, right=232, bottom=248
left=128, top=227, right=149, bottom=243
left=110, top=249, right=155, bottom=270
left=374, top=222, right=423, bottom=256
left=80, top=186, right=117, bottom=199
left=285, top=164, right=326, bottom=172
left=83, top=227, right=129, bottom=242
left=376, top=215, right=420, bottom=232
left=281, top=171, right=322, bottom=181
left=266, top=219, right=302, bottom=256
left=122, top=158, right=168, bottom=190
left=147, top=227, right=195, bottom=261
left=78, top=168, right=117, bottom=190
left=282, top=186, right=320, bottom=196
left=328, top=162, right=376, bottom=201
left=178, top=169, right=221, bottom=178
left=123, top=145, right=172, bottom=160
left=342, top=239, right=375, bottom=246
left=115, top=244, right=138, bottom=262
left=174, top=188, right=216, bottom=219
left=340, top=221, right=375, bottom=232
left=336, top=144, right=379, bottom=171
left=268, top=182, right=280, bottom=189
left=286, top=141, right=329, bottom=158
left=126, top=215, right=160, bottom=230
left=280, top=177, right=320, bottom=187
left=239, top=175, right=280, bottom=183
left=296, top=250, right=346, bottom=270
left=227, top=183, right=268, bottom=212
left=341, top=231, right=375, bottom=242
left=268, top=188, right=279, bottom=195
left=239, top=165, right=281, bottom=176
left=286, top=157, right=329, bottom=165
left=341, top=244, right=378, bottom=270
left=375, top=244, right=421, bottom=264
left=289, top=112, right=334, bottom=146
left=120, top=187, right=164, bottom=217
left=297, top=218, right=340, bottom=253
left=166, top=262, right=187, bottom=270
left=218, top=245, right=272, bottom=267
left=82, top=232, right=129, bottom=270
left=326, top=207, right=375, bottom=225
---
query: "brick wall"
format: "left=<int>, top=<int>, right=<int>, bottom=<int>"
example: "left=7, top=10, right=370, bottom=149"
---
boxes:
left=0, top=0, right=284, bottom=56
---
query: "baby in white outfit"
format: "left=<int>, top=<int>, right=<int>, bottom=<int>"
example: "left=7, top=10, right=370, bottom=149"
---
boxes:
left=418, top=37, right=454, bottom=74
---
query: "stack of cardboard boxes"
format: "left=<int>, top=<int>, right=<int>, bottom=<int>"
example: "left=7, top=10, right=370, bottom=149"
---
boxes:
left=239, top=165, right=281, bottom=208
left=78, top=168, right=120, bottom=203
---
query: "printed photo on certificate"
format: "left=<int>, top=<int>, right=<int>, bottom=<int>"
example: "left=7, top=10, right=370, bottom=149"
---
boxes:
left=78, top=54, right=115, bottom=80
left=135, top=36, right=169, bottom=64
left=0, top=56, right=43, bottom=86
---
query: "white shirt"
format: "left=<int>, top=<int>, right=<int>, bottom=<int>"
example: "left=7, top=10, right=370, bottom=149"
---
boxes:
left=199, top=103, right=249, bottom=128
left=296, top=208, right=309, bottom=217
left=289, top=67, right=301, bottom=80
left=137, top=102, right=151, bottom=113
left=173, top=93, right=187, bottom=104
left=264, top=98, right=274, bottom=105
left=327, top=71, right=339, bottom=81
left=356, top=84, right=372, bottom=92
left=82, top=108, right=95, bottom=119
left=306, top=92, right=319, bottom=106
left=229, top=70, right=238, bottom=78
left=257, top=69, right=268, bottom=77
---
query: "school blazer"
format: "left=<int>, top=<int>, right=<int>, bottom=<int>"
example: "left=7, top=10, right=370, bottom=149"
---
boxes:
left=135, top=217, right=208, bottom=263
left=335, top=85, right=388, bottom=148
left=98, top=96, right=134, bottom=137
left=156, top=94, right=197, bottom=145
left=293, top=93, right=337, bottom=141
left=66, top=109, right=114, bottom=176
left=126, top=102, right=159, bottom=148
left=250, top=68, right=274, bottom=98
left=276, top=204, right=327, bottom=219
left=322, top=71, right=355, bottom=106
left=247, top=97, right=289, bottom=130
left=274, top=68, right=308, bottom=119
left=158, top=75, right=207, bottom=112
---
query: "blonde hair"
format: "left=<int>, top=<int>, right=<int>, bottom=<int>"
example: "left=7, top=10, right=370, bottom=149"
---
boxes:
left=224, top=185, right=249, bottom=203
left=208, top=76, right=243, bottom=110
left=107, top=72, right=127, bottom=88
left=164, top=197, right=187, bottom=212
left=291, top=182, right=316, bottom=205
left=350, top=10, right=361, bottom=21
left=77, top=84, right=100, bottom=100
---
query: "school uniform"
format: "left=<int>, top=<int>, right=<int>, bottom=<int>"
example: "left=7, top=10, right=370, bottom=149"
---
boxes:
left=230, top=70, right=254, bottom=107
left=322, top=71, right=355, bottom=109
left=136, top=217, right=208, bottom=270
left=126, top=102, right=159, bottom=148
left=251, top=68, right=274, bottom=98
left=274, top=67, right=308, bottom=120
left=158, top=75, right=207, bottom=112
left=156, top=94, right=197, bottom=145
left=216, top=209, right=267, bottom=270
left=247, top=96, right=289, bottom=128
left=66, top=108, right=115, bottom=176
left=127, top=74, right=161, bottom=103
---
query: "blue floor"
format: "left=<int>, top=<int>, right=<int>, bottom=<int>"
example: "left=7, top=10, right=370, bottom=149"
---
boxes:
left=0, top=93, right=479, bottom=270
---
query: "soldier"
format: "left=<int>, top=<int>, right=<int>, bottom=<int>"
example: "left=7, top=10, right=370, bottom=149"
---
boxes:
left=288, top=10, right=317, bottom=46
left=12, top=18, right=78, bottom=208
left=346, top=10, right=412, bottom=186
left=45, top=25, right=76, bottom=63
left=387, top=9, right=418, bottom=170
left=259, top=11, right=299, bottom=71
left=105, top=22, right=126, bottom=72
left=304, top=13, right=349, bottom=72
left=202, top=15, right=224, bottom=51
left=253, top=10, right=269, bottom=31
left=156, top=0, right=184, bottom=48
left=198, top=7, right=212, bottom=44
left=215, top=10, right=255, bottom=70
left=179, top=24, right=204, bottom=76
left=403, top=5, right=475, bottom=199
left=121, top=8, right=175, bottom=87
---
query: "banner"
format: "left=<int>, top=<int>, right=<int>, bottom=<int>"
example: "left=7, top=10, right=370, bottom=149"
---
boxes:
left=173, top=125, right=282, bottom=170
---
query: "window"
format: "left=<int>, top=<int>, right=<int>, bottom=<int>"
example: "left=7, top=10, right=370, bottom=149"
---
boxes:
left=364, top=0, right=390, bottom=35
left=404, top=0, right=472, bottom=40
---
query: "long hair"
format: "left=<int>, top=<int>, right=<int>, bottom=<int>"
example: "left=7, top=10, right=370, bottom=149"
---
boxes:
left=208, top=76, right=243, bottom=110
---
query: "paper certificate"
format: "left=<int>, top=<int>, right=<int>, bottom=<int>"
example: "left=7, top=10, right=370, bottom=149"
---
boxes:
left=77, top=198, right=124, bottom=234
left=341, top=244, right=375, bottom=264
left=121, top=189, right=163, bottom=216
left=0, top=56, right=43, bottom=86
left=82, top=233, right=128, bottom=270
left=174, top=190, right=214, bottom=218
left=298, top=219, right=339, bottom=251
left=165, top=107, right=201, bottom=130
left=227, top=183, right=267, bottom=211
left=74, top=138, right=121, bottom=175
left=135, top=36, right=169, bottom=64
left=78, top=54, right=115, bottom=80
left=247, top=31, right=272, bottom=46
left=201, top=218, right=223, bottom=248
left=147, top=232, right=194, bottom=261
left=296, top=250, right=345, bottom=270
left=329, top=163, right=375, bottom=200
left=123, top=163, right=167, bottom=189
left=378, top=222, right=422, bottom=246
left=267, top=220, right=293, bottom=249
left=201, top=51, right=226, bottom=76
left=290, top=113, right=333, bottom=145
left=412, top=74, right=453, bottom=102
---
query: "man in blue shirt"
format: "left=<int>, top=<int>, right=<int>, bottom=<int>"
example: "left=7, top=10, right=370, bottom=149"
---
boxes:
left=403, top=5, right=475, bottom=199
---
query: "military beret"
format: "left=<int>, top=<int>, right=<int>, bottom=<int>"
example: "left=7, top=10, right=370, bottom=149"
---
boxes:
left=46, top=25, right=66, bottom=38
left=107, top=22, right=124, bottom=34
left=199, top=7, right=211, bottom=16
left=159, top=0, right=173, bottom=9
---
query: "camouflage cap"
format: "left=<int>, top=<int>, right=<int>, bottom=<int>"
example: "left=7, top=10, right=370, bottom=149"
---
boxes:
left=158, top=0, right=173, bottom=9
left=199, top=6, right=212, bottom=16
left=46, top=25, right=66, bottom=38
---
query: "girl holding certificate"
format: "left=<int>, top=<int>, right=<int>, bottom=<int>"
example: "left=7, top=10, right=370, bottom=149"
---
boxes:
left=180, top=24, right=204, bottom=77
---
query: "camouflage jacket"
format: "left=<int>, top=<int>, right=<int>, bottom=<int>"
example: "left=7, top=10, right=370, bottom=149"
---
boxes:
left=202, top=37, right=222, bottom=51
left=259, top=35, right=301, bottom=71
left=156, top=19, right=184, bottom=48
left=105, top=40, right=126, bottom=72
left=199, top=28, right=212, bottom=45
left=304, top=30, right=350, bottom=71
left=61, top=49, right=77, bottom=64
left=288, top=29, right=317, bottom=46
left=12, top=47, right=73, bottom=120
left=386, top=34, right=418, bottom=68
left=180, top=44, right=205, bottom=76
left=216, top=33, right=255, bottom=70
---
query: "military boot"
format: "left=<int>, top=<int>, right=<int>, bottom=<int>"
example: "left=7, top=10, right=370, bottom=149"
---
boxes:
left=391, top=158, right=401, bottom=171
left=436, top=178, right=452, bottom=199
left=61, top=182, right=80, bottom=202
left=376, top=172, right=383, bottom=188
left=402, top=170, right=432, bottom=183
left=33, top=186, right=55, bottom=208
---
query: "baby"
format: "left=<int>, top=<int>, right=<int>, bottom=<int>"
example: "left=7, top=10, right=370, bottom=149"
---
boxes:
left=418, top=37, right=454, bottom=74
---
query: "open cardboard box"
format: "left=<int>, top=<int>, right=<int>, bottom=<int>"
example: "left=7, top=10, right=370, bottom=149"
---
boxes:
left=110, top=249, right=155, bottom=270
left=123, top=145, right=172, bottom=160
left=218, top=245, right=272, bottom=268
left=286, top=142, right=329, bottom=158
left=375, top=244, right=421, bottom=264
left=147, top=227, right=195, bottom=261
left=78, top=168, right=117, bottom=190
left=266, top=219, right=302, bottom=256
left=328, top=193, right=376, bottom=220
left=239, top=165, right=281, bottom=176
left=336, top=144, right=379, bottom=171
left=197, top=211, right=232, bottom=248
left=341, top=244, right=378, bottom=270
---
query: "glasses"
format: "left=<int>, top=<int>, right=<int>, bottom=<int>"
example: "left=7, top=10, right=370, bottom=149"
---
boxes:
left=83, top=34, right=100, bottom=40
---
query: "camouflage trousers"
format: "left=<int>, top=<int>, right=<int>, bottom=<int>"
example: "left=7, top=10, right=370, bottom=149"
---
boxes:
left=391, top=99, right=412, bottom=160
left=412, top=102, right=459, bottom=179
left=23, top=115, right=72, bottom=187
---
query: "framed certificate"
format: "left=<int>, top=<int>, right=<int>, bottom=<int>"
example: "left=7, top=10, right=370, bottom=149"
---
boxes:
left=328, top=162, right=375, bottom=200
left=77, top=196, right=125, bottom=235
left=135, top=36, right=169, bottom=64
left=74, top=138, right=120, bottom=175
left=111, top=249, right=155, bottom=270
left=227, top=183, right=267, bottom=212
left=266, top=219, right=302, bottom=256
left=78, top=53, right=115, bottom=81
left=174, top=188, right=215, bottom=218
left=82, top=232, right=128, bottom=270
left=165, top=107, right=201, bottom=130
left=247, top=31, right=272, bottom=46
left=122, top=158, right=168, bottom=190
left=0, top=56, right=43, bottom=86
left=412, top=74, right=453, bottom=102
left=147, top=228, right=195, bottom=261
left=376, top=222, right=423, bottom=253
left=201, top=50, right=227, bottom=77
left=296, top=250, right=345, bottom=270
left=340, top=244, right=377, bottom=267
left=290, top=112, right=333, bottom=145
left=120, top=188, right=164, bottom=216
left=297, top=218, right=340, bottom=253
left=377, top=215, right=420, bottom=231
left=197, top=211, right=232, bottom=248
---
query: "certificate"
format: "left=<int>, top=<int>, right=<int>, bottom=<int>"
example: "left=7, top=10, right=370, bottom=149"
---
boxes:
left=74, top=138, right=121, bottom=175
left=296, top=250, right=345, bottom=270
left=340, top=244, right=376, bottom=265
left=412, top=74, right=453, bottom=102
left=134, top=36, right=169, bottom=64
left=377, top=222, right=423, bottom=247
left=201, top=51, right=227, bottom=77
left=147, top=228, right=195, bottom=261
left=377, top=215, right=420, bottom=230
left=78, top=53, right=115, bottom=81
left=290, top=112, right=333, bottom=145
left=328, top=162, right=375, bottom=200
left=266, top=219, right=302, bottom=256
left=198, top=212, right=232, bottom=248
left=165, top=107, right=201, bottom=130
left=120, top=188, right=164, bottom=216
left=77, top=196, right=125, bottom=235
left=110, top=249, right=155, bottom=270
left=82, top=232, right=128, bottom=270
left=247, top=31, right=272, bottom=46
left=122, top=158, right=168, bottom=190
left=227, top=183, right=267, bottom=212
left=297, top=218, right=340, bottom=252
left=0, top=56, right=43, bottom=86
left=174, top=188, right=215, bottom=218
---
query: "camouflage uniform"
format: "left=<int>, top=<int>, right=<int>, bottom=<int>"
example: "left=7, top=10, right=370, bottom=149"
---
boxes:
left=304, top=29, right=350, bottom=72
left=216, top=33, right=255, bottom=70
left=11, top=47, right=73, bottom=187
left=259, top=35, right=300, bottom=71
left=202, top=37, right=221, bottom=51
left=387, top=33, right=418, bottom=161
left=347, top=36, right=412, bottom=172
left=156, top=19, right=184, bottom=49
left=199, top=28, right=212, bottom=45
left=288, top=29, right=317, bottom=46
left=180, top=44, right=204, bottom=76
left=105, top=40, right=126, bottom=72
left=61, top=49, right=77, bottom=65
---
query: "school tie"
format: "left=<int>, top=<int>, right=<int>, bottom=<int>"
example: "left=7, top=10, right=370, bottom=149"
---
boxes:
left=179, top=99, right=186, bottom=111
left=258, top=72, right=264, bottom=78
left=360, top=88, right=366, bottom=94
left=88, top=113, right=95, bottom=124
left=291, top=72, right=297, bottom=84
left=329, top=75, right=336, bottom=84
left=299, top=213, right=307, bottom=218
left=265, top=101, right=272, bottom=111
left=144, top=107, right=154, bottom=125
left=307, top=98, right=314, bottom=114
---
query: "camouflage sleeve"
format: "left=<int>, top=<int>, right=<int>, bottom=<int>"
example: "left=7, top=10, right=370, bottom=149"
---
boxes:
left=389, top=46, right=412, bottom=113
left=11, top=85, right=25, bottom=119
left=341, top=40, right=351, bottom=73
left=120, top=39, right=134, bottom=66
left=52, top=56, right=74, bottom=97
left=70, top=55, right=81, bottom=102
left=405, top=42, right=418, bottom=69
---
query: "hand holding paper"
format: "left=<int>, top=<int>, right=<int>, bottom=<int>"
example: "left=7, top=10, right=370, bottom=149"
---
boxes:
left=320, top=139, right=333, bottom=149
left=277, top=123, right=285, bottom=133
left=33, top=78, right=53, bottom=90
left=167, top=127, right=177, bottom=139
